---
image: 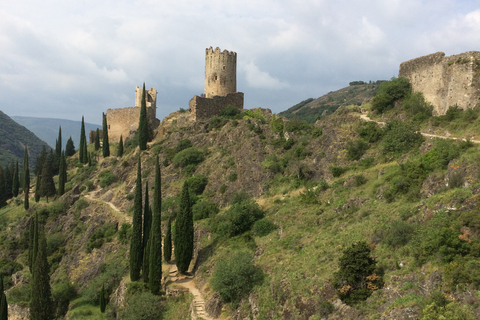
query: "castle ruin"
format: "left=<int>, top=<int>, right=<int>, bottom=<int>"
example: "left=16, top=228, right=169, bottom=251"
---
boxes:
left=105, top=86, right=159, bottom=142
left=399, top=51, right=480, bottom=115
left=189, top=47, right=244, bottom=121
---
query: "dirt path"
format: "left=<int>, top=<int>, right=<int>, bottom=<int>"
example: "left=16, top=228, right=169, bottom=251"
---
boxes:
left=167, top=263, right=213, bottom=320
left=359, top=112, right=480, bottom=143
left=84, top=191, right=132, bottom=223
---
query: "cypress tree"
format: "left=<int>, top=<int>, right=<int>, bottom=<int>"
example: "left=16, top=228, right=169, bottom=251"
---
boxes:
left=30, top=225, right=53, bottom=320
left=34, top=146, right=47, bottom=177
left=0, top=275, right=7, bottom=320
left=149, top=156, right=162, bottom=294
left=65, top=137, right=75, bottom=157
left=12, top=161, right=19, bottom=197
left=58, top=151, right=66, bottom=196
left=142, top=182, right=151, bottom=283
left=39, top=156, right=56, bottom=203
left=117, top=135, right=124, bottom=157
left=99, top=284, right=106, bottom=313
left=0, top=167, right=7, bottom=208
left=94, top=128, right=100, bottom=151
left=23, top=146, right=30, bottom=210
left=175, top=181, right=194, bottom=274
left=79, top=116, right=87, bottom=164
left=102, top=113, right=110, bottom=157
left=28, top=216, right=36, bottom=272
left=138, top=83, right=148, bottom=150
left=163, top=217, right=172, bottom=262
left=34, top=173, right=41, bottom=203
left=55, top=126, right=62, bottom=157
left=129, top=155, right=143, bottom=281
left=4, top=163, right=13, bottom=200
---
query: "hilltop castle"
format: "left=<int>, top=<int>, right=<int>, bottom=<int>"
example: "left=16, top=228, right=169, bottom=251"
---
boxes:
left=105, top=86, right=160, bottom=142
left=399, top=51, right=480, bottom=115
left=189, top=47, right=244, bottom=121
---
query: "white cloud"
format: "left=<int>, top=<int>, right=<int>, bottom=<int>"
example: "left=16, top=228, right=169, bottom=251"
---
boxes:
left=244, top=61, right=289, bottom=90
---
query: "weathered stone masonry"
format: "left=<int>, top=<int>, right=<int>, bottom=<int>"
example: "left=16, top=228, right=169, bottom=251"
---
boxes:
left=399, top=51, right=480, bottom=115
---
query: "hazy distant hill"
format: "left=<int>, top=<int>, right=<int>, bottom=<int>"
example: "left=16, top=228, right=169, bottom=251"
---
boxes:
left=280, top=81, right=383, bottom=122
left=0, top=110, right=50, bottom=169
left=11, top=116, right=101, bottom=149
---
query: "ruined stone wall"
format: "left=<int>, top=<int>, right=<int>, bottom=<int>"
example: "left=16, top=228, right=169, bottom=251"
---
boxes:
left=399, top=51, right=480, bottom=115
left=106, top=106, right=158, bottom=142
left=189, top=92, right=244, bottom=121
left=134, top=86, right=157, bottom=116
left=204, top=47, right=237, bottom=98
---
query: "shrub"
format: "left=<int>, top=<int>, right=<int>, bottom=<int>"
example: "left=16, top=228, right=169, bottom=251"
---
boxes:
left=98, top=170, right=118, bottom=188
left=357, top=121, right=384, bottom=143
left=382, top=120, right=424, bottom=155
left=402, top=92, right=433, bottom=122
left=175, top=139, right=192, bottom=153
left=270, top=115, right=284, bottom=134
left=187, top=174, right=208, bottom=195
left=52, top=281, right=77, bottom=318
left=284, top=119, right=312, bottom=133
left=172, top=147, right=204, bottom=168
left=211, top=200, right=264, bottom=237
left=192, top=200, right=219, bottom=221
left=252, top=218, right=277, bottom=236
left=353, top=174, right=367, bottom=187
left=228, top=172, right=237, bottom=181
left=86, top=222, right=118, bottom=253
left=346, top=140, right=368, bottom=161
left=211, top=252, right=264, bottom=304
left=261, top=155, right=285, bottom=174
left=219, top=105, right=241, bottom=117
left=372, top=77, right=411, bottom=113
left=383, top=220, right=414, bottom=248
left=330, top=166, right=348, bottom=177
left=421, top=301, right=475, bottom=320
left=118, top=223, right=132, bottom=244
left=0, top=258, right=22, bottom=276
left=209, top=116, right=228, bottom=130
left=119, top=291, right=165, bottom=320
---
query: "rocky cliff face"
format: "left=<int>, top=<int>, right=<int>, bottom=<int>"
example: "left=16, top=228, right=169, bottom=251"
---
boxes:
left=399, top=51, right=480, bottom=115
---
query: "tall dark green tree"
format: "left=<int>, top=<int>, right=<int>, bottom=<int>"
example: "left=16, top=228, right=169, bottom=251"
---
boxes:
left=138, top=83, right=148, bottom=150
left=129, top=155, right=143, bottom=281
left=0, top=167, right=7, bottom=208
left=23, top=146, right=30, bottom=210
left=30, top=225, right=53, bottom=320
left=94, top=128, right=100, bottom=151
left=39, top=156, right=56, bottom=203
left=0, top=275, right=7, bottom=320
left=34, top=173, right=41, bottom=203
left=35, top=146, right=47, bottom=177
left=55, top=126, right=62, bottom=158
left=174, top=181, right=194, bottom=274
left=12, top=160, right=19, bottom=197
left=117, top=135, right=124, bottom=157
left=4, top=163, right=13, bottom=200
left=58, top=151, right=67, bottom=196
left=163, top=217, right=172, bottom=262
left=99, top=284, right=106, bottom=313
left=142, top=182, right=151, bottom=283
left=102, top=113, right=110, bottom=157
left=65, top=137, right=75, bottom=157
left=149, top=156, right=162, bottom=294
left=79, top=116, right=87, bottom=164
left=28, top=215, right=37, bottom=272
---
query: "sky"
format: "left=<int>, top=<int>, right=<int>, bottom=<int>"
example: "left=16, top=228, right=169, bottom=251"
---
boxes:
left=1, top=0, right=479, bottom=124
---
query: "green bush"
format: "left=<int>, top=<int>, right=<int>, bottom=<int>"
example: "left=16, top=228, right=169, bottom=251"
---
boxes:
left=444, top=258, right=480, bottom=289
left=284, top=119, right=312, bottom=133
left=0, top=258, right=22, bottom=276
left=261, top=155, right=285, bottom=174
left=118, top=223, right=132, bottom=244
left=52, top=281, right=77, bottom=318
left=172, top=147, right=204, bottom=168
left=119, top=291, right=165, bottom=319
left=270, top=115, right=284, bottom=134
left=98, top=170, right=118, bottom=188
left=346, top=140, right=368, bottom=161
left=402, top=92, right=433, bottom=122
left=252, top=218, right=277, bottom=236
left=86, top=222, right=118, bottom=253
left=175, top=139, right=192, bottom=153
left=192, top=200, right=219, bottom=221
left=330, top=166, right=348, bottom=177
left=211, top=199, right=264, bottom=237
left=187, top=174, right=208, bottom=195
left=211, top=252, right=264, bottom=304
left=228, top=172, right=237, bottom=181
left=209, top=116, right=228, bottom=130
left=219, top=105, right=241, bottom=117
left=421, top=301, right=475, bottom=320
left=353, top=174, right=367, bottom=187
left=357, top=121, right=384, bottom=143
left=382, top=120, right=424, bottom=155
left=372, top=77, right=411, bottom=113
left=383, top=220, right=414, bottom=248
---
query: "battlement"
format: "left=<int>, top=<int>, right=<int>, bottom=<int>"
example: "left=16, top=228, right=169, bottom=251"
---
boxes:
left=205, top=46, right=237, bottom=98
left=206, top=46, right=237, bottom=57
left=399, top=51, right=480, bottom=115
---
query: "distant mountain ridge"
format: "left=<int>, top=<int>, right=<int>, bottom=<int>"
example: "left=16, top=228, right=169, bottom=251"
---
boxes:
left=12, top=116, right=101, bottom=149
left=0, top=110, right=50, bottom=169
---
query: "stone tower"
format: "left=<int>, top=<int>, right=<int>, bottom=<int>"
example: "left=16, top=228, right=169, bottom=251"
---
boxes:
left=204, top=47, right=237, bottom=98
left=134, top=86, right=157, bottom=118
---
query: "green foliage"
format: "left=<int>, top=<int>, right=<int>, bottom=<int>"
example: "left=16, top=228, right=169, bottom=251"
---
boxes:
left=211, top=252, right=264, bottom=305
left=119, top=290, right=164, bottom=320
left=270, top=114, right=284, bottom=134
left=175, top=139, right=192, bottom=153
left=86, top=223, right=117, bottom=253
left=65, top=136, right=75, bottom=157
left=118, top=223, right=132, bottom=245
left=333, top=241, right=383, bottom=305
left=0, top=258, right=22, bottom=277
left=219, top=105, right=241, bottom=117
left=330, top=166, right=348, bottom=177
left=357, top=121, right=384, bottom=143
left=52, top=281, right=77, bottom=318
left=163, top=218, right=172, bottom=262
left=94, top=128, right=100, bottom=151
left=372, top=77, right=411, bottom=113
left=30, top=228, right=53, bottom=320
left=117, top=135, right=124, bottom=157
left=149, top=154, right=162, bottom=293
left=211, top=199, right=264, bottom=237
left=209, top=116, right=228, bottom=130
left=138, top=83, right=149, bottom=151
left=192, top=200, right=219, bottom=221
left=382, top=120, right=424, bottom=155
left=186, top=174, right=208, bottom=195
left=382, top=220, right=414, bottom=248
left=102, top=113, right=110, bottom=157
left=174, top=181, right=194, bottom=274
left=172, top=147, right=204, bottom=168
left=402, top=92, right=433, bottom=122
left=346, top=140, right=369, bottom=161
left=284, top=119, right=312, bottom=133
left=261, top=155, right=286, bottom=174
left=98, top=170, right=117, bottom=188
left=130, top=156, right=143, bottom=282
left=99, top=284, right=106, bottom=313
left=421, top=301, right=475, bottom=320
left=79, top=116, right=87, bottom=164
left=252, top=218, right=277, bottom=237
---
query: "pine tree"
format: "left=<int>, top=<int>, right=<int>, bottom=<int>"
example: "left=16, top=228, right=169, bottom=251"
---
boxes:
left=4, top=163, right=13, bottom=200
left=30, top=225, right=53, bottom=320
left=39, top=156, right=56, bottom=203
left=23, top=146, right=30, bottom=210
left=174, top=181, right=194, bottom=274
left=149, top=156, right=162, bottom=294
left=79, top=116, right=87, bottom=164
left=102, top=113, right=110, bottom=157
left=117, top=135, right=124, bottom=157
left=34, top=146, right=47, bottom=177
left=0, top=167, right=7, bottom=208
left=12, top=161, right=19, bottom=197
left=142, top=182, right=151, bottom=283
left=65, top=137, right=75, bottom=157
left=34, top=173, right=41, bottom=203
left=0, top=275, right=7, bottom=320
left=58, top=151, right=67, bottom=196
left=129, top=155, right=143, bottom=281
left=138, top=83, right=148, bottom=150
left=99, top=284, right=106, bottom=313
left=55, top=126, right=62, bottom=158
left=163, top=217, right=172, bottom=262
left=94, top=128, right=100, bottom=151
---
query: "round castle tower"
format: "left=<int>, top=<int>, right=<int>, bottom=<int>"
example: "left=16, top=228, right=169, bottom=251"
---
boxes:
left=204, top=47, right=237, bottom=98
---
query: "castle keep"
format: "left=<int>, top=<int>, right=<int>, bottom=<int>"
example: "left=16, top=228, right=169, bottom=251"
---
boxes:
left=189, top=47, right=244, bottom=121
left=105, top=86, right=159, bottom=142
left=399, top=51, right=480, bottom=115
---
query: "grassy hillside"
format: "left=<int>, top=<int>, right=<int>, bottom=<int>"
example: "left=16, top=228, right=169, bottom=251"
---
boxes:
left=0, top=110, right=51, bottom=169
left=2, top=81, right=480, bottom=319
